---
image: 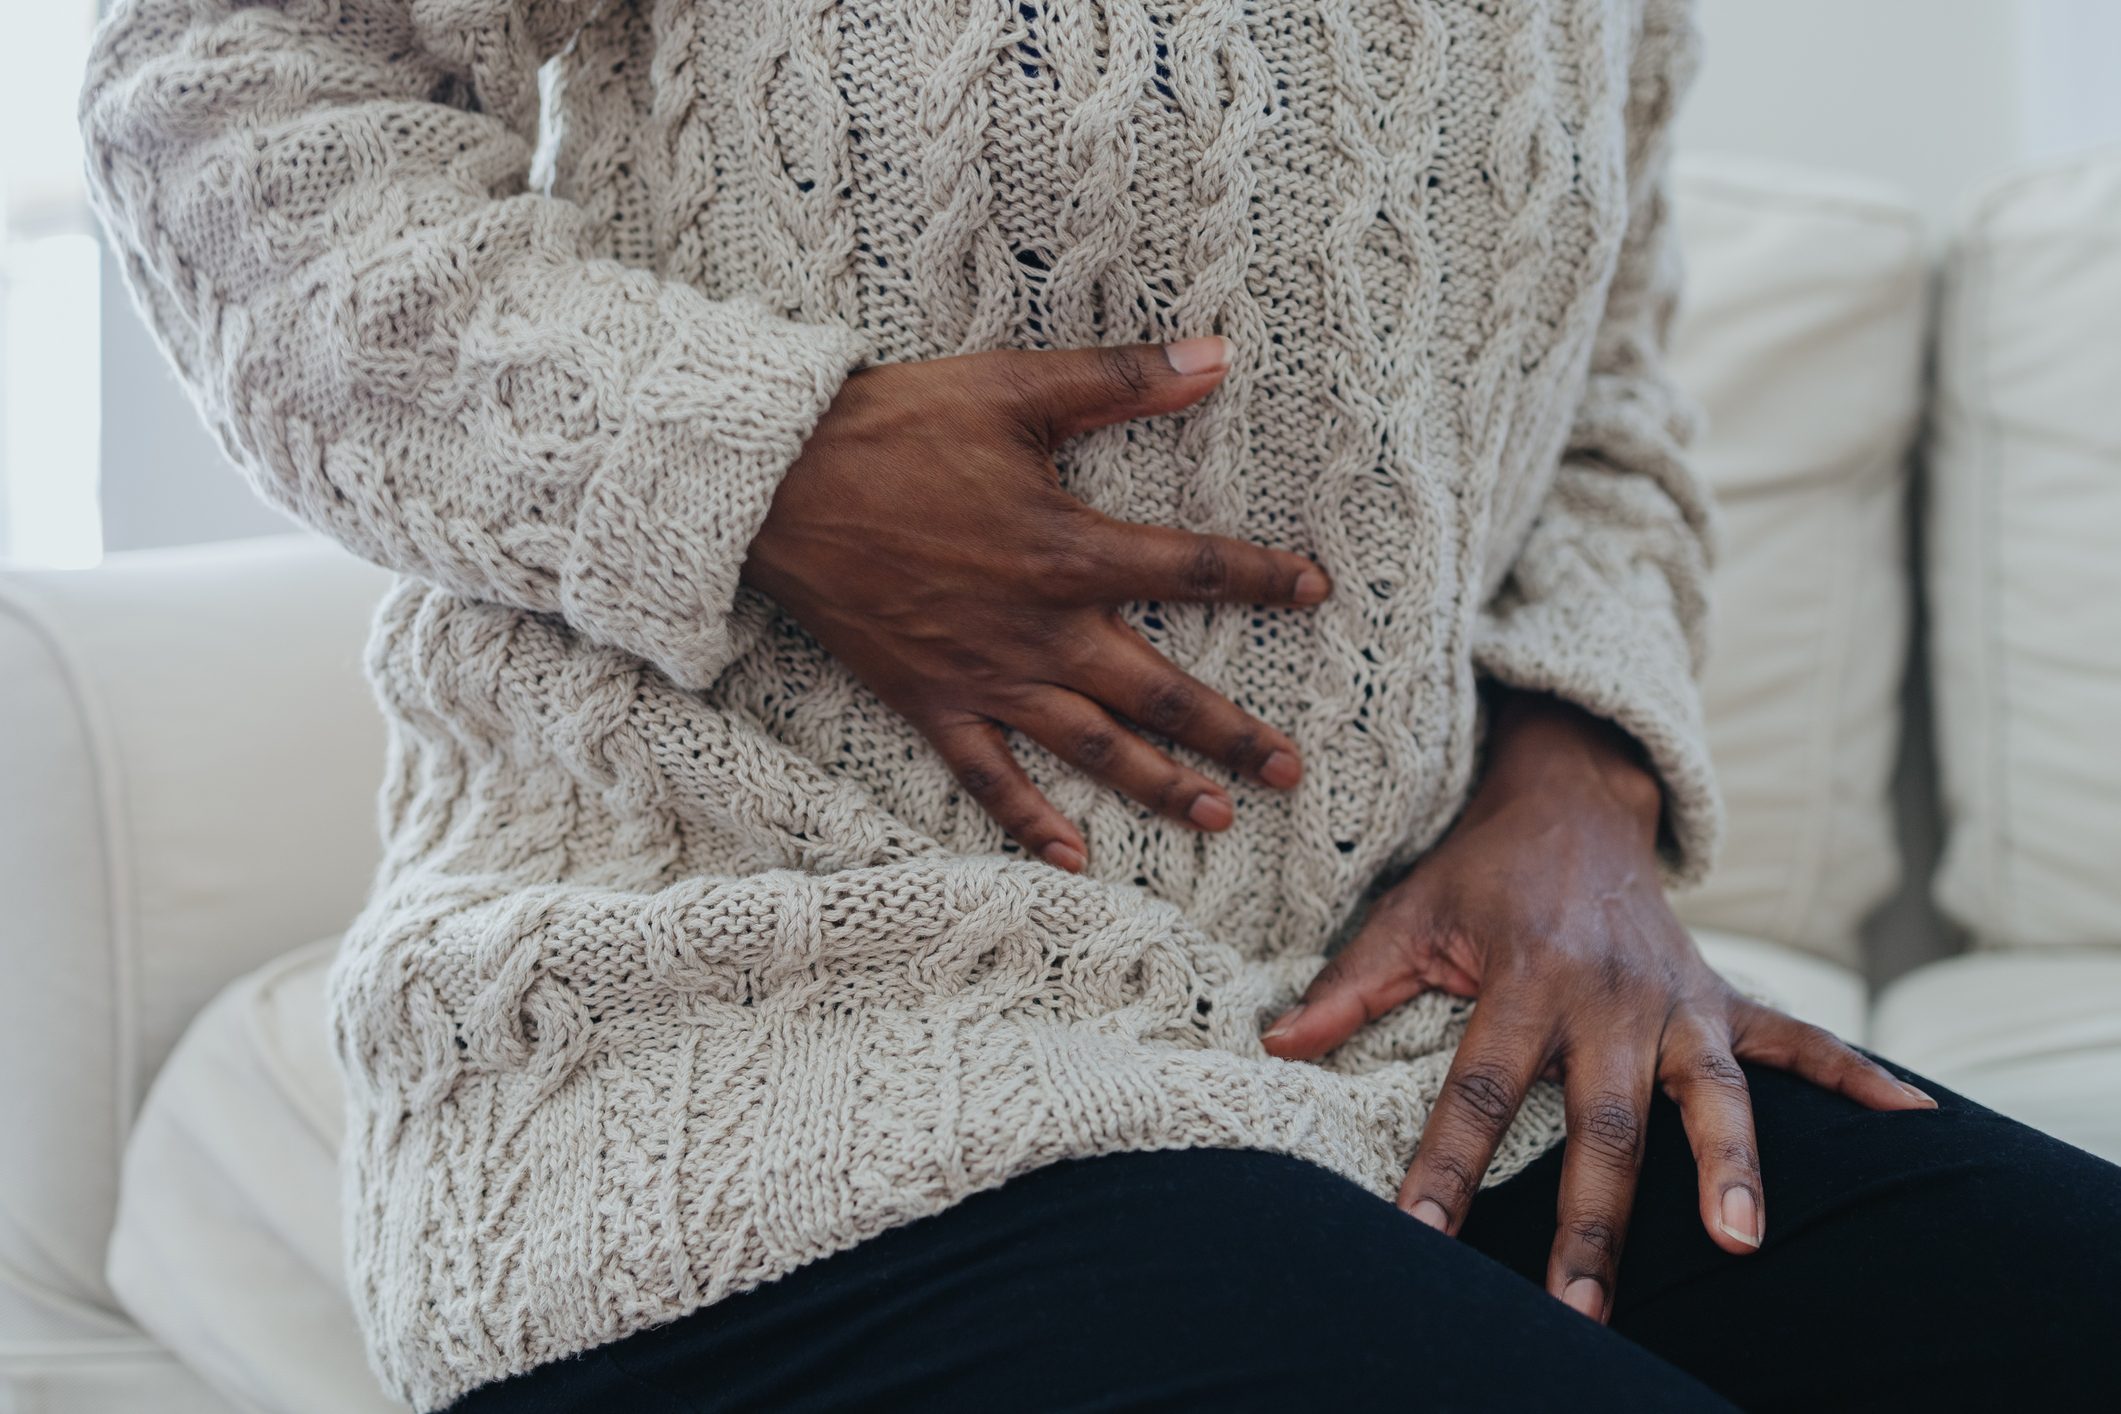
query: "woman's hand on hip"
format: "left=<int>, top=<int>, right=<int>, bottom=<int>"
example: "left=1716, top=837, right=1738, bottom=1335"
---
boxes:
left=1258, top=687, right=1934, bottom=1322
left=742, top=338, right=1329, bottom=871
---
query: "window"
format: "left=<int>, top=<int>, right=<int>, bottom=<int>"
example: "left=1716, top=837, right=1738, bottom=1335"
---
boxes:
left=1, top=0, right=102, bottom=568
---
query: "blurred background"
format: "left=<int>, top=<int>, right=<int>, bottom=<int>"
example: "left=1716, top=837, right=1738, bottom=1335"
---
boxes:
left=5, top=0, right=2121, bottom=569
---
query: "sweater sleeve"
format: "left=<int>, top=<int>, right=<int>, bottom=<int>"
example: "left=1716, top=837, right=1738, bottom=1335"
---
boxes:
left=1468, top=0, right=1723, bottom=890
left=78, top=0, right=872, bottom=691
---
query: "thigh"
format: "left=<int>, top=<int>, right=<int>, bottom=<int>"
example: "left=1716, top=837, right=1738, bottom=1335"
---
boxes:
left=450, top=1147, right=1733, bottom=1413
left=1459, top=1055, right=2121, bottom=1412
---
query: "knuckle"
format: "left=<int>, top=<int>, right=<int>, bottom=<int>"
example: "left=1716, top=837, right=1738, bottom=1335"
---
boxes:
left=1306, top=951, right=1362, bottom=998
left=1179, top=537, right=1231, bottom=598
left=1026, top=523, right=1109, bottom=598
left=1091, top=343, right=1151, bottom=404
left=1000, top=808, right=1048, bottom=841
left=1595, top=950, right=1634, bottom=998
left=1220, top=726, right=1265, bottom=772
left=1421, top=1148, right=1482, bottom=1206
left=1038, top=613, right=1110, bottom=677
left=1450, top=1064, right=1520, bottom=1128
left=1573, top=1092, right=1644, bottom=1165
left=955, top=762, right=1005, bottom=801
left=1693, top=1047, right=1749, bottom=1093
left=1793, top=1023, right=1856, bottom=1070
left=1069, top=723, right=1120, bottom=770
left=1565, top=1215, right=1623, bottom=1262
left=990, top=354, right=1053, bottom=436
left=1136, top=677, right=1198, bottom=735
left=1711, top=1137, right=1761, bottom=1178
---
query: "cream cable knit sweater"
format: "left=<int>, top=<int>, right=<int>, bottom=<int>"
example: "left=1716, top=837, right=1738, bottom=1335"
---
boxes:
left=82, top=1, right=1719, bottom=1406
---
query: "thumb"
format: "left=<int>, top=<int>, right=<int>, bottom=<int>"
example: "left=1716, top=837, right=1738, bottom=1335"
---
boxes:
left=1008, top=336, right=1233, bottom=445
left=1262, top=914, right=1429, bottom=1062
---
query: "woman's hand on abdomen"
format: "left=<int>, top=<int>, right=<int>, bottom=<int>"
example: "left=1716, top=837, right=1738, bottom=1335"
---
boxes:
left=741, top=336, right=1329, bottom=872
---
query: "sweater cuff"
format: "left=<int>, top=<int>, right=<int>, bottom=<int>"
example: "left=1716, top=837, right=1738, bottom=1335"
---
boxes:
left=1472, top=584, right=1724, bottom=893
left=559, top=290, right=873, bottom=691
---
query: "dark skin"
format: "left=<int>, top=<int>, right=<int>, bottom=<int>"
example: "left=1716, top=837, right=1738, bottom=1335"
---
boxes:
left=1261, top=686, right=1934, bottom=1320
left=743, top=335, right=1934, bottom=1320
left=742, top=335, right=1322, bottom=872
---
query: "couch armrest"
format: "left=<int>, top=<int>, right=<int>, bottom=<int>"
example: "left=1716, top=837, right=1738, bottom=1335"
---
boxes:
left=0, top=534, right=389, bottom=1316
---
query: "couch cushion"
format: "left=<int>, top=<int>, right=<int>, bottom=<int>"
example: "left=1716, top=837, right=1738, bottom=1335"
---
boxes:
left=106, top=939, right=398, bottom=1414
left=1664, top=158, right=1929, bottom=967
left=1928, top=149, right=2121, bottom=949
left=0, top=536, right=390, bottom=1320
left=1873, top=953, right=2121, bottom=1165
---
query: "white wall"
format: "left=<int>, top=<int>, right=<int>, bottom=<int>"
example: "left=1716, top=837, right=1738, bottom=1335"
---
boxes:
left=1681, top=0, right=2121, bottom=222
left=2023, top=0, right=2121, bottom=163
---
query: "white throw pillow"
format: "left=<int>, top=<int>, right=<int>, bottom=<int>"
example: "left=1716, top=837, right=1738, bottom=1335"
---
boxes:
left=1664, top=157, right=1930, bottom=967
left=1928, top=147, right=2121, bottom=949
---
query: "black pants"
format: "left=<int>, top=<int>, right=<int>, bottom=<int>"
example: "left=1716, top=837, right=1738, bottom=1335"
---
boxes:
left=451, top=1057, right=2121, bottom=1412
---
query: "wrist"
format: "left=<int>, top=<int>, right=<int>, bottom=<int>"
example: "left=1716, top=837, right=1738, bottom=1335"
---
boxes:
left=1478, top=685, right=1665, bottom=844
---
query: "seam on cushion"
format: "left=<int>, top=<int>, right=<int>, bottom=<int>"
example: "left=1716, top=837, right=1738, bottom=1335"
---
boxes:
left=1786, top=463, right=1871, bottom=954
left=1933, top=222, right=2000, bottom=945
left=1968, top=228, right=2012, bottom=942
left=0, top=587, right=141, bottom=1197
left=0, top=1247, right=140, bottom=1334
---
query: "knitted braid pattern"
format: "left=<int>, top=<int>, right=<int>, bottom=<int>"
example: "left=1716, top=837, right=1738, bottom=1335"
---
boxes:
left=80, top=1, right=1719, bottom=1407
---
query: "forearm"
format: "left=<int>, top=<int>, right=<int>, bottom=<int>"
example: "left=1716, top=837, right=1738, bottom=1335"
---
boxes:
left=80, top=0, right=868, bottom=691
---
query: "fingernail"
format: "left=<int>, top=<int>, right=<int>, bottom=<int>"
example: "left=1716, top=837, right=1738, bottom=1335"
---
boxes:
left=1718, top=1186, right=1762, bottom=1248
left=1897, top=1081, right=1936, bottom=1108
left=1164, top=335, right=1231, bottom=376
left=1040, top=841, right=1086, bottom=873
left=1261, top=1003, right=1306, bottom=1042
left=1259, top=751, right=1301, bottom=789
left=1188, top=792, right=1234, bottom=830
left=1408, top=1198, right=1449, bottom=1232
left=1562, top=1278, right=1605, bottom=1320
left=1293, top=569, right=1329, bottom=604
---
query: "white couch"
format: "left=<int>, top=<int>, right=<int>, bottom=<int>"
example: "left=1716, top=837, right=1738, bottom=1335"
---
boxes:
left=5, top=151, right=2120, bottom=1412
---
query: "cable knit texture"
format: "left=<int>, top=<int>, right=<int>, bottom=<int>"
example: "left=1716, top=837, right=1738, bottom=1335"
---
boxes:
left=82, top=1, right=1718, bottom=1407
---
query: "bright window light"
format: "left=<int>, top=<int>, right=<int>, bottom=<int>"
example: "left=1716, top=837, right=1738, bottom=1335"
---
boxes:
left=1, top=0, right=102, bottom=569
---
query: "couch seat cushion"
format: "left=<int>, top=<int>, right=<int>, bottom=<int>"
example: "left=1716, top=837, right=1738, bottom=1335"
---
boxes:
left=105, top=939, right=396, bottom=1414
left=1871, top=952, right=2121, bottom=1166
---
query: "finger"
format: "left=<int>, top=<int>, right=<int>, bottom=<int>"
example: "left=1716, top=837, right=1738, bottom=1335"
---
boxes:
left=1396, top=1003, right=1547, bottom=1237
left=1731, top=1003, right=1937, bottom=1113
left=1005, top=337, right=1236, bottom=444
left=1261, top=907, right=1428, bottom=1061
left=1087, top=517, right=1330, bottom=610
left=1657, top=1013, right=1765, bottom=1255
left=1548, top=1041, right=1656, bottom=1324
left=1083, top=621, right=1304, bottom=791
left=1007, top=688, right=1236, bottom=835
left=927, top=716, right=1088, bottom=872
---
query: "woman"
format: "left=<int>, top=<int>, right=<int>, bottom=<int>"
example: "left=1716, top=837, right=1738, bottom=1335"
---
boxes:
left=80, top=0, right=2121, bottom=1409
